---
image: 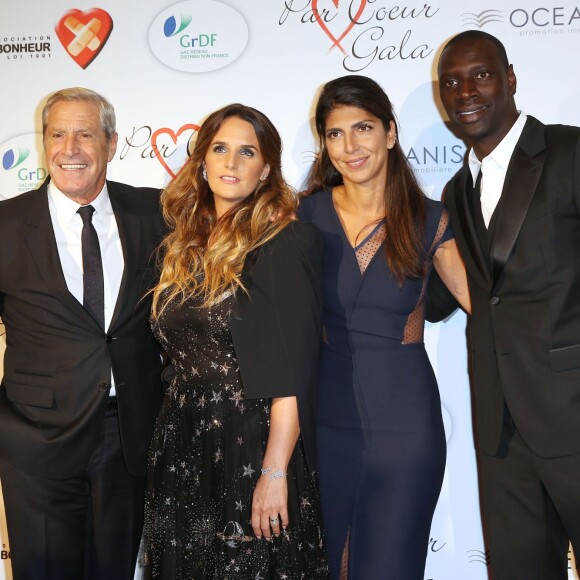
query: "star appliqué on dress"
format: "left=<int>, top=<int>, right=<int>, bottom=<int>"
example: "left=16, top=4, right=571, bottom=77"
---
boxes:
left=229, top=389, right=244, bottom=406
left=242, top=464, right=255, bottom=477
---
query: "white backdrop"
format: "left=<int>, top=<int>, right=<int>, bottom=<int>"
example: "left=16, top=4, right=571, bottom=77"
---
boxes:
left=1, top=1, right=579, bottom=578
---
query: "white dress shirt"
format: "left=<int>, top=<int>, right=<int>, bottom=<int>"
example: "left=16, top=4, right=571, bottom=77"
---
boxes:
left=48, top=183, right=124, bottom=394
left=468, top=112, right=527, bottom=227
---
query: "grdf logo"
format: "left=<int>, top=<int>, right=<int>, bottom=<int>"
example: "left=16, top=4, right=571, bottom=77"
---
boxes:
left=164, top=14, right=192, bottom=37
left=149, top=1, right=248, bottom=73
left=0, top=134, right=47, bottom=200
left=2, top=148, right=30, bottom=171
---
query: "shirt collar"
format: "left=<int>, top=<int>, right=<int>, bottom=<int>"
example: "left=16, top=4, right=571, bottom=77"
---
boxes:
left=468, top=111, right=527, bottom=182
left=48, top=181, right=111, bottom=223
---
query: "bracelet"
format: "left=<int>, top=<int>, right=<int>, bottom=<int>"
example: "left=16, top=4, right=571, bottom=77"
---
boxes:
left=260, top=467, right=288, bottom=480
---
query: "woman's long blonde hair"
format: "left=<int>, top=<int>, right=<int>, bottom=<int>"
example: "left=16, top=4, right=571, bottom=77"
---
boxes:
left=151, top=104, right=296, bottom=317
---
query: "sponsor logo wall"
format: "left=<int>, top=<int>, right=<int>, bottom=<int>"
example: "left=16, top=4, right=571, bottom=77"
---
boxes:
left=1, top=1, right=578, bottom=578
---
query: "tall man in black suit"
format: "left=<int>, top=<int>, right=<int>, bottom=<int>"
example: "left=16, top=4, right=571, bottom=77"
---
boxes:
left=434, top=31, right=580, bottom=578
left=0, top=88, right=165, bottom=579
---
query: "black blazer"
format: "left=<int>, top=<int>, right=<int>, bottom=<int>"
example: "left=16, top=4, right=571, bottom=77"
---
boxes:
left=229, top=221, right=323, bottom=471
left=0, top=179, right=166, bottom=478
left=442, top=116, right=580, bottom=457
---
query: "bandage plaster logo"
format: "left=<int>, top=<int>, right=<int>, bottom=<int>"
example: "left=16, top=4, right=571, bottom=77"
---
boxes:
left=0, top=134, right=46, bottom=200
left=55, top=8, right=113, bottom=68
left=149, top=1, right=248, bottom=73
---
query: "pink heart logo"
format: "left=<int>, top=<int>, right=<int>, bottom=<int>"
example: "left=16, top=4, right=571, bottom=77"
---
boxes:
left=311, top=0, right=367, bottom=54
left=151, top=124, right=200, bottom=178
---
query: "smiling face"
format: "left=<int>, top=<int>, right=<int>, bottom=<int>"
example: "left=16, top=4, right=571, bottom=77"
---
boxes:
left=324, top=105, right=396, bottom=192
left=438, top=37, right=518, bottom=159
left=44, top=100, right=117, bottom=204
left=204, top=116, right=270, bottom=218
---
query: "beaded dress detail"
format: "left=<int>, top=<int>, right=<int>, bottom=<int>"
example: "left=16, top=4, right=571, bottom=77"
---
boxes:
left=143, top=290, right=328, bottom=579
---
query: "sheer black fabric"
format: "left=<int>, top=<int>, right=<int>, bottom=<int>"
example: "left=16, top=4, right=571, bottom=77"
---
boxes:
left=143, top=291, right=328, bottom=579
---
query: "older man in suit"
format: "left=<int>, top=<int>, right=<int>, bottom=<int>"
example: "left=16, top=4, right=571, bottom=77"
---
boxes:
left=0, top=88, right=165, bottom=579
left=433, top=30, right=580, bottom=579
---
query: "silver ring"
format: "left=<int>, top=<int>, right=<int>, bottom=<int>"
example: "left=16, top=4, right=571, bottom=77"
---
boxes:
left=269, top=517, right=279, bottom=525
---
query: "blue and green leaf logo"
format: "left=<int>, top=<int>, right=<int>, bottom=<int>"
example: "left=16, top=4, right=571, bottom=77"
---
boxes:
left=2, top=148, right=30, bottom=171
left=164, top=14, right=192, bottom=37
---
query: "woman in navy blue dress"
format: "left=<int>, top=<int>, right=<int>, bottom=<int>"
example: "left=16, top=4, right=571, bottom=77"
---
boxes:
left=299, top=76, right=470, bottom=579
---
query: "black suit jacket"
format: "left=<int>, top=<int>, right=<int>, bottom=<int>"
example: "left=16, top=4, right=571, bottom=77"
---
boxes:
left=443, top=116, right=580, bottom=457
left=229, top=221, right=323, bottom=471
left=0, top=179, right=165, bottom=478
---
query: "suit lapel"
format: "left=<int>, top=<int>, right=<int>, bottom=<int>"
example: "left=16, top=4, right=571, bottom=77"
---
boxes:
left=451, top=168, right=491, bottom=288
left=108, top=182, right=143, bottom=328
left=489, top=117, right=547, bottom=289
left=230, top=247, right=260, bottom=321
left=23, top=182, right=97, bottom=324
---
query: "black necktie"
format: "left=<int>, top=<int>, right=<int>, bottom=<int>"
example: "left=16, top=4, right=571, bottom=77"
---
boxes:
left=78, top=205, right=105, bottom=329
left=470, top=170, right=491, bottom=254
left=474, top=170, right=482, bottom=198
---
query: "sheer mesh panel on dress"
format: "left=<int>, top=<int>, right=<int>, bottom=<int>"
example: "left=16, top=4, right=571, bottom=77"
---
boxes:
left=340, top=529, right=350, bottom=580
left=402, top=209, right=450, bottom=344
left=355, top=223, right=386, bottom=274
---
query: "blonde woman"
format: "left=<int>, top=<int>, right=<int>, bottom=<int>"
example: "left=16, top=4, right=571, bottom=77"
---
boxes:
left=143, top=104, right=328, bottom=579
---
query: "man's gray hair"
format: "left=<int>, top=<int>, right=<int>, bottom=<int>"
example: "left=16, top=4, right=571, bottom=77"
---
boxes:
left=42, top=87, right=116, bottom=141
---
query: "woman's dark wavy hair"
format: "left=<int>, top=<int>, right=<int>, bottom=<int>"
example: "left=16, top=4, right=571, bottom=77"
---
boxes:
left=305, top=75, right=426, bottom=284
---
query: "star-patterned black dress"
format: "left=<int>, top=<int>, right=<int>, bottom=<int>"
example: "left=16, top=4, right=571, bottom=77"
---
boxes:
left=143, top=288, right=328, bottom=579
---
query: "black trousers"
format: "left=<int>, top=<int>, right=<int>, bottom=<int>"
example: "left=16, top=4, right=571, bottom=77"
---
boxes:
left=479, top=427, right=580, bottom=580
left=0, top=407, right=145, bottom=580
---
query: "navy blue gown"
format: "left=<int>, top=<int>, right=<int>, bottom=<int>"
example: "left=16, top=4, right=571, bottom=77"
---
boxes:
left=299, top=190, right=450, bottom=579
